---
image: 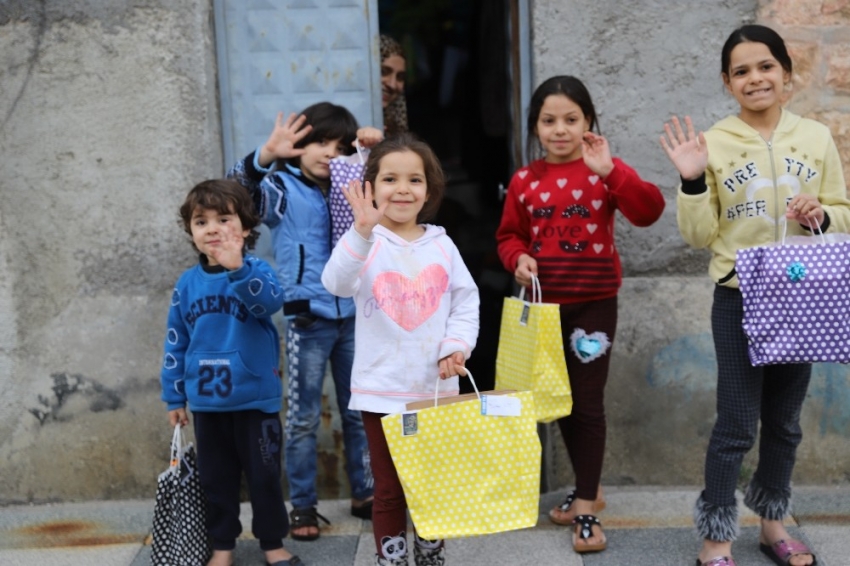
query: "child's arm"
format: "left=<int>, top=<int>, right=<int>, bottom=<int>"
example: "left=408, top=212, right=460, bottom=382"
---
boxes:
left=226, top=112, right=311, bottom=227
left=438, top=240, right=480, bottom=374
left=789, top=132, right=850, bottom=233
left=496, top=173, right=533, bottom=277
left=603, top=158, right=666, bottom=227
left=227, top=256, right=284, bottom=317
left=161, top=285, right=190, bottom=418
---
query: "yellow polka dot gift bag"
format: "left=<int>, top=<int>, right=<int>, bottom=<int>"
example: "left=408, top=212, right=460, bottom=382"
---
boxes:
left=495, top=276, right=572, bottom=422
left=381, top=372, right=541, bottom=540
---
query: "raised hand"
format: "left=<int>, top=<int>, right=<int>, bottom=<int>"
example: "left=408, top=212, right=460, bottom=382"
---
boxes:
left=786, top=193, right=825, bottom=228
left=355, top=126, right=384, bottom=149
left=258, top=112, right=313, bottom=166
left=342, top=179, right=388, bottom=239
left=659, top=115, right=708, bottom=180
left=582, top=132, right=614, bottom=177
left=206, top=222, right=246, bottom=271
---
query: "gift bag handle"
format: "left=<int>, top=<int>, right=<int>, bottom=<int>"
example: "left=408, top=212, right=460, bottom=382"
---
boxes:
left=354, top=139, right=365, bottom=165
left=517, top=274, right=542, bottom=304
left=781, top=216, right=826, bottom=245
left=170, top=423, right=185, bottom=471
left=433, top=369, right=480, bottom=407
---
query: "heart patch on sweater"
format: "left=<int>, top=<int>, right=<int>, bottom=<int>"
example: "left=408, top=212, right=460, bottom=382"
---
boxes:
left=569, top=329, right=611, bottom=363
left=372, top=264, right=449, bottom=331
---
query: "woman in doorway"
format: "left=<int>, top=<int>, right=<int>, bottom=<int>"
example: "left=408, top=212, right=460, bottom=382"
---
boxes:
left=380, top=34, right=408, bottom=137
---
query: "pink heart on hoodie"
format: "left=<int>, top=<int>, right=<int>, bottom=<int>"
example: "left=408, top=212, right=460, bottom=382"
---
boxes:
left=372, top=264, right=449, bottom=331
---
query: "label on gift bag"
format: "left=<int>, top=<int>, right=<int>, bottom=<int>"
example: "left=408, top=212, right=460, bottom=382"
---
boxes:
left=401, top=412, right=418, bottom=436
left=519, top=303, right=530, bottom=326
left=481, top=395, right=522, bottom=417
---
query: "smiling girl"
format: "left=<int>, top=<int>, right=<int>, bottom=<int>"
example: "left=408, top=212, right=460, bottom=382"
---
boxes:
left=496, top=75, right=665, bottom=554
left=660, top=24, right=850, bottom=566
left=321, top=133, right=480, bottom=566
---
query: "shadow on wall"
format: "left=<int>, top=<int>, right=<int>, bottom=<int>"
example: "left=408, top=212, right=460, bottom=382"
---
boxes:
left=646, top=333, right=850, bottom=438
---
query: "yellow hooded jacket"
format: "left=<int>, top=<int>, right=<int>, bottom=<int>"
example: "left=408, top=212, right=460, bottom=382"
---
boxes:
left=677, top=109, right=850, bottom=287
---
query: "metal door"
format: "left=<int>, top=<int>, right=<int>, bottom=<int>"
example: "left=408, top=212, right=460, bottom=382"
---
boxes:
left=214, top=0, right=382, bottom=167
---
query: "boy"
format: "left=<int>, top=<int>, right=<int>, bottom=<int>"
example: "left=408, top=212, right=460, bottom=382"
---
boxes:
left=161, top=179, right=301, bottom=566
left=228, top=103, right=382, bottom=541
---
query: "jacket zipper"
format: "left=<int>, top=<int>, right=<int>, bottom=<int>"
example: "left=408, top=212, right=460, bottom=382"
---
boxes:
left=766, top=136, right=779, bottom=241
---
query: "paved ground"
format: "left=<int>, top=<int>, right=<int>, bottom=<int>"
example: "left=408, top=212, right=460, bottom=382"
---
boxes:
left=0, top=485, right=846, bottom=565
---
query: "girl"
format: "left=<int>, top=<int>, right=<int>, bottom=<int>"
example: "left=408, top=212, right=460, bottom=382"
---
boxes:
left=660, top=24, right=849, bottom=566
left=321, top=133, right=480, bottom=566
left=496, top=75, right=665, bottom=553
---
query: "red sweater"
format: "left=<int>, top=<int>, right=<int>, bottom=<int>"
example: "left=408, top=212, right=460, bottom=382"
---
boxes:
left=496, top=157, right=665, bottom=304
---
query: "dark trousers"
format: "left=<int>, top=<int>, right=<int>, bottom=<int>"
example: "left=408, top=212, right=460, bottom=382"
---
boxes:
left=555, top=296, right=618, bottom=501
left=362, top=411, right=443, bottom=560
left=704, top=285, right=811, bottom=509
left=194, top=410, right=289, bottom=551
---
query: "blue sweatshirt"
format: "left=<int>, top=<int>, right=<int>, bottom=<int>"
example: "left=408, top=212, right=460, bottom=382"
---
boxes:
left=160, top=255, right=284, bottom=413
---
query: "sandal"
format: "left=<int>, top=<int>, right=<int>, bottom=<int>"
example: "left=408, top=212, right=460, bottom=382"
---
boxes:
left=696, top=558, right=736, bottom=566
left=759, top=539, right=818, bottom=566
left=289, top=507, right=330, bottom=542
left=572, top=514, right=607, bottom=553
left=267, top=558, right=304, bottom=566
left=549, top=489, right=606, bottom=525
left=351, top=497, right=373, bottom=520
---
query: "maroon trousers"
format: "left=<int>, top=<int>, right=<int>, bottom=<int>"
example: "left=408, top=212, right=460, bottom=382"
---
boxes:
left=555, top=296, right=618, bottom=501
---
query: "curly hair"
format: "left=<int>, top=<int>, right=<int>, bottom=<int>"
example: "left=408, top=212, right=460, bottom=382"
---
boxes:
left=179, top=179, right=261, bottom=250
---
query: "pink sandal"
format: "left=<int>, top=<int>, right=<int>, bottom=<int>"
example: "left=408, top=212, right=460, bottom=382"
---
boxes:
left=696, top=557, right=736, bottom=566
left=759, top=539, right=818, bottom=566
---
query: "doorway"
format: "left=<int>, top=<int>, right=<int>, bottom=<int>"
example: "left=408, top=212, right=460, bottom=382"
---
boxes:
left=378, top=0, right=521, bottom=391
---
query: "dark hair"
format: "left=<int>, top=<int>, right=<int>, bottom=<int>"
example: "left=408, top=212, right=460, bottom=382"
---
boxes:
left=179, top=179, right=261, bottom=250
left=721, top=24, right=792, bottom=77
left=525, top=75, right=599, bottom=162
left=281, top=101, right=359, bottom=168
left=363, top=133, right=445, bottom=223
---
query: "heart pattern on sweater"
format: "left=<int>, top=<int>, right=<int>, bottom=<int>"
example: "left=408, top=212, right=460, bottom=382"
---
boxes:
left=372, top=264, right=449, bottom=331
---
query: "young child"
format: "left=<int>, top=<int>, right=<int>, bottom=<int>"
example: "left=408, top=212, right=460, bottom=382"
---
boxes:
left=496, top=75, right=665, bottom=553
left=160, top=179, right=301, bottom=566
left=660, top=24, right=849, bottom=566
left=321, top=133, right=480, bottom=566
left=227, top=103, right=382, bottom=541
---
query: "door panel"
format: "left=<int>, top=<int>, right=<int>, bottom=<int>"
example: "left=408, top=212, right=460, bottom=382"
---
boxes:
left=214, top=0, right=381, bottom=167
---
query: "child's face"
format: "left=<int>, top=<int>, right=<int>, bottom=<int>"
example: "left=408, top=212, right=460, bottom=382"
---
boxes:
left=190, top=206, right=249, bottom=266
left=535, top=94, right=590, bottom=164
left=300, top=137, right=348, bottom=186
left=723, top=41, right=789, bottom=118
left=373, top=150, right=428, bottom=233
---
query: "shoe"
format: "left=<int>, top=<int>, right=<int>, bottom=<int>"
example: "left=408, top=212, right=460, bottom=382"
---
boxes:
left=696, top=557, right=736, bottom=566
left=289, top=507, right=330, bottom=542
left=549, top=489, right=606, bottom=525
left=351, top=497, right=373, bottom=520
left=572, top=514, right=606, bottom=553
left=759, top=539, right=818, bottom=566
left=267, top=557, right=304, bottom=566
left=414, top=545, right=445, bottom=566
left=375, top=554, right=408, bottom=565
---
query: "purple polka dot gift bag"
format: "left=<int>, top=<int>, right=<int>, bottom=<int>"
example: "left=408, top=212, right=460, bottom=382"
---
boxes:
left=737, top=228, right=850, bottom=366
left=328, top=143, right=369, bottom=248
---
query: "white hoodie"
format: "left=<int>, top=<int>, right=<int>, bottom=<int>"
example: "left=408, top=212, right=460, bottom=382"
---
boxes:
left=322, top=224, right=480, bottom=413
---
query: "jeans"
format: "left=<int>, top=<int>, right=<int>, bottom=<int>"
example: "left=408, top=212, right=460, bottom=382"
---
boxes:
left=284, top=315, right=373, bottom=509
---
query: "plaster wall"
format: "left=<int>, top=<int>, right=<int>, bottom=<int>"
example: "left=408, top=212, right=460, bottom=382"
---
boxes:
left=0, top=0, right=847, bottom=504
left=0, top=1, right=221, bottom=501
